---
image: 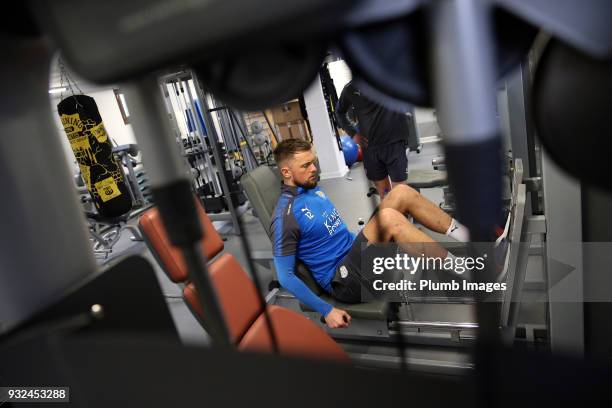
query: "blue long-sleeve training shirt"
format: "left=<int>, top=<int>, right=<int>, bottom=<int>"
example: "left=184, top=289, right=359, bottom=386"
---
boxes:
left=271, top=183, right=355, bottom=316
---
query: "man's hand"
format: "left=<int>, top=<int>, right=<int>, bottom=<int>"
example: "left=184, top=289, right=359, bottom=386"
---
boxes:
left=353, top=133, right=367, bottom=148
left=324, top=307, right=351, bottom=329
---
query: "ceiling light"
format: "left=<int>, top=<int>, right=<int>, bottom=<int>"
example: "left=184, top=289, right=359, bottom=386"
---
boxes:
left=48, top=87, right=67, bottom=94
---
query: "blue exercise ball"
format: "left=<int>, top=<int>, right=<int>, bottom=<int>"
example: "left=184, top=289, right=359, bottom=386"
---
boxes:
left=340, top=135, right=359, bottom=166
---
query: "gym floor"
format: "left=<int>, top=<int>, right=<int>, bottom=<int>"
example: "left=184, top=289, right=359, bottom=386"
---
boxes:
left=101, top=137, right=546, bottom=352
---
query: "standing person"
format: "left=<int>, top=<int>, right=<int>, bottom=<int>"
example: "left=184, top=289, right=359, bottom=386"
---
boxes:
left=336, top=81, right=411, bottom=198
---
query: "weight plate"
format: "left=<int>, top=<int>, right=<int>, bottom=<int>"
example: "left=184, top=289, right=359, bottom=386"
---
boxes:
left=532, top=39, right=612, bottom=190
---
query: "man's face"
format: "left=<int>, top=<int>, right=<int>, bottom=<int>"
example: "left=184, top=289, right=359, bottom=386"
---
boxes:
left=281, top=149, right=318, bottom=189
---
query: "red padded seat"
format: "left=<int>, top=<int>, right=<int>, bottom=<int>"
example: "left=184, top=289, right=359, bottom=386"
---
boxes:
left=138, top=201, right=224, bottom=282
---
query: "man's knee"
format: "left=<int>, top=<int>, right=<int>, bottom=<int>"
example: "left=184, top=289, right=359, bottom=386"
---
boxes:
left=377, top=207, right=407, bottom=232
left=387, top=183, right=419, bottom=202
left=365, top=207, right=411, bottom=242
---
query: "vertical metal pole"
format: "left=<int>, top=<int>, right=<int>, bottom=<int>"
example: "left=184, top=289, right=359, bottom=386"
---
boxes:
left=432, top=1, right=499, bottom=143
left=120, top=153, right=143, bottom=207
left=262, top=110, right=280, bottom=145
left=432, top=0, right=502, bottom=349
left=541, top=151, right=584, bottom=355
left=221, top=107, right=238, bottom=151
left=158, top=82, right=189, bottom=198
left=226, top=110, right=242, bottom=155
left=170, top=82, right=191, bottom=139
left=166, top=80, right=196, bottom=182
left=229, top=109, right=259, bottom=171
left=183, top=78, right=222, bottom=195
left=123, top=75, right=231, bottom=345
left=182, top=78, right=216, bottom=196
left=504, top=65, right=535, bottom=216
left=175, top=78, right=223, bottom=195
left=236, top=110, right=262, bottom=168
left=191, top=73, right=243, bottom=235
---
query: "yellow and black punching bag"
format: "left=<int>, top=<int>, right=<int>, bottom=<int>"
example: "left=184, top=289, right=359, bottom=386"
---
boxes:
left=58, top=95, right=133, bottom=218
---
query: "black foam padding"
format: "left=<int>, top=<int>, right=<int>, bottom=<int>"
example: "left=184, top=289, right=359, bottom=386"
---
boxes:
left=533, top=39, right=612, bottom=190
left=444, top=137, right=503, bottom=242
left=340, top=10, right=431, bottom=106
left=1, top=4, right=41, bottom=37
left=339, top=7, right=537, bottom=108
left=195, top=42, right=326, bottom=111
left=3, top=333, right=612, bottom=406
left=152, top=181, right=202, bottom=246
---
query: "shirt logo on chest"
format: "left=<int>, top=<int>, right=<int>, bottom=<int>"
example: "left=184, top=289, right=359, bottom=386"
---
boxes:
left=323, top=208, right=343, bottom=236
left=301, top=206, right=314, bottom=220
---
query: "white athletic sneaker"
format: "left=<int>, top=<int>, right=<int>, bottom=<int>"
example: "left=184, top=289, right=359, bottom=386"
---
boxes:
left=495, top=210, right=512, bottom=247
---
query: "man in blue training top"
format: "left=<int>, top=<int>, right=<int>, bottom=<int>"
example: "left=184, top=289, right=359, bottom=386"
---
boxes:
left=271, top=139, right=475, bottom=329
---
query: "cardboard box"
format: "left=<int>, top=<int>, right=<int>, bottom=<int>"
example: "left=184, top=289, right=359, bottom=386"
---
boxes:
left=271, top=100, right=304, bottom=124
left=277, top=124, right=292, bottom=141
left=276, top=120, right=310, bottom=141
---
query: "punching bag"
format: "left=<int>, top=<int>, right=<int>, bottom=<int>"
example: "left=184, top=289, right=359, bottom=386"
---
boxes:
left=58, top=95, right=132, bottom=218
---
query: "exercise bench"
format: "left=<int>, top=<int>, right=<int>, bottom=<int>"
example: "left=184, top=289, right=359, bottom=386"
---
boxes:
left=138, top=200, right=350, bottom=362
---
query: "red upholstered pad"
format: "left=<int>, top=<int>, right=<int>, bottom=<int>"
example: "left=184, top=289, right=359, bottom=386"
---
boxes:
left=239, top=305, right=351, bottom=363
left=183, top=253, right=263, bottom=343
left=183, top=281, right=204, bottom=321
left=138, top=200, right=224, bottom=283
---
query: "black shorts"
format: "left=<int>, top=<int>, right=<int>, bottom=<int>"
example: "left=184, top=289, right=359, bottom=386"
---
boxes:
left=330, top=231, right=368, bottom=303
left=330, top=224, right=401, bottom=304
left=362, top=140, right=408, bottom=182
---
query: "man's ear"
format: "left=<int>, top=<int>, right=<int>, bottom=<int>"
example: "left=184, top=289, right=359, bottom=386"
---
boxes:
left=280, top=165, right=291, bottom=180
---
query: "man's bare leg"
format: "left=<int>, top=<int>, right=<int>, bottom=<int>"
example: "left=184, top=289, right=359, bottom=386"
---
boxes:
left=373, top=177, right=392, bottom=199
left=379, top=184, right=452, bottom=234
left=363, top=207, right=448, bottom=259
left=390, top=179, right=406, bottom=190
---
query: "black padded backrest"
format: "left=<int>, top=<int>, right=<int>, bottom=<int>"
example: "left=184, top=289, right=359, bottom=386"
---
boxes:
left=241, top=166, right=281, bottom=239
left=242, top=166, right=323, bottom=295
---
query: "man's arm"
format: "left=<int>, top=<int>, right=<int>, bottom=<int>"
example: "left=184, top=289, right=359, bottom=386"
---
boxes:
left=335, top=86, right=358, bottom=137
left=274, top=255, right=350, bottom=328
left=270, top=196, right=350, bottom=328
left=274, top=254, right=332, bottom=317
